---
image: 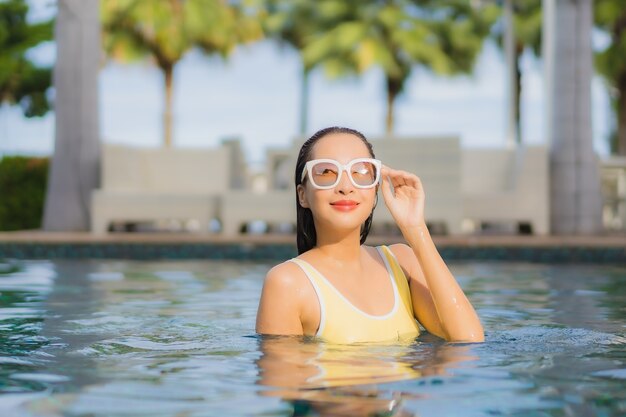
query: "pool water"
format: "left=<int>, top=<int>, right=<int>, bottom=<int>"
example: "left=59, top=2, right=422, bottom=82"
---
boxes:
left=0, top=258, right=625, bottom=416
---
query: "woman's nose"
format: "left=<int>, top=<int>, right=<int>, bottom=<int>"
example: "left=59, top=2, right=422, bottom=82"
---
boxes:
left=337, top=169, right=354, bottom=194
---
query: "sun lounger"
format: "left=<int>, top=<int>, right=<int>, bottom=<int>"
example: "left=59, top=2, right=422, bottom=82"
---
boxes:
left=91, top=143, right=235, bottom=234
left=462, top=145, right=549, bottom=234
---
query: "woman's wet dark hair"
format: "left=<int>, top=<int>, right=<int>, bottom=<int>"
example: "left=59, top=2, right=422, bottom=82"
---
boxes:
left=295, top=126, right=376, bottom=254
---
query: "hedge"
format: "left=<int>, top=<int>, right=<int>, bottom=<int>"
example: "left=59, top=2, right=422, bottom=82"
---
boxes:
left=0, top=156, right=49, bottom=231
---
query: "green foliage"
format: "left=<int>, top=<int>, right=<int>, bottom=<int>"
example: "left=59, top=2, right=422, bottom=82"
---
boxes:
left=101, top=0, right=263, bottom=68
left=594, top=0, right=626, bottom=155
left=263, top=0, right=338, bottom=62
left=101, top=0, right=263, bottom=146
left=304, top=1, right=497, bottom=80
left=262, top=0, right=347, bottom=134
left=492, top=0, right=542, bottom=56
left=0, top=156, right=49, bottom=231
left=0, top=0, right=53, bottom=117
left=513, top=0, right=542, bottom=55
left=298, top=0, right=498, bottom=132
left=594, top=0, right=626, bottom=87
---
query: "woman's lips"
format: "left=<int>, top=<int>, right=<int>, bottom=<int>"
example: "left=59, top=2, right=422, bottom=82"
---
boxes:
left=330, top=200, right=359, bottom=211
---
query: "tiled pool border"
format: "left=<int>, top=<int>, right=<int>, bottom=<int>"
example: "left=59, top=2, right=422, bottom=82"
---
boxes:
left=0, top=233, right=624, bottom=263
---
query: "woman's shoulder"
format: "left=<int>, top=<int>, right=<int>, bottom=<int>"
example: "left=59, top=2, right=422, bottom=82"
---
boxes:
left=386, top=243, right=414, bottom=259
left=367, top=243, right=413, bottom=260
left=370, top=243, right=418, bottom=274
left=263, top=259, right=310, bottom=293
left=257, top=259, right=316, bottom=335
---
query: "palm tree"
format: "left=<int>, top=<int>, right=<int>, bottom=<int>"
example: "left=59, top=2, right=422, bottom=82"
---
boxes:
left=101, top=0, right=262, bottom=147
left=262, top=0, right=345, bottom=136
left=494, top=0, right=541, bottom=145
left=301, top=0, right=499, bottom=134
left=545, top=0, right=602, bottom=234
left=263, top=0, right=316, bottom=136
left=0, top=0, right=53, bottom=118
left=594, top=0, right=626, bottom=156
left=43, top=0, right=101, bottom=232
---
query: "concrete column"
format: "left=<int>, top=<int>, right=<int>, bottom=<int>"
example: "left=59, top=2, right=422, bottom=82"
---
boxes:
left=43, top=0, right=101, bottom=231
left=544, top=0, right=602, bottom=234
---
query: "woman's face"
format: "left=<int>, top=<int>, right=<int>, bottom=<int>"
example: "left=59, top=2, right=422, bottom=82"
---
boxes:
left=297, top=133, right=378, bottom=234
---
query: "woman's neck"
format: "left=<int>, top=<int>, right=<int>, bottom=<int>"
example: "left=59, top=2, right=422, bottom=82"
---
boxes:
left=314, top=228, right=363, bottom=267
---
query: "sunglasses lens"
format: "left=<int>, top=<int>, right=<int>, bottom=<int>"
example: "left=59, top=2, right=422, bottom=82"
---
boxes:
left=310, top=161, right=339, bottom=187
left=351, top=161, right=378, bottom=187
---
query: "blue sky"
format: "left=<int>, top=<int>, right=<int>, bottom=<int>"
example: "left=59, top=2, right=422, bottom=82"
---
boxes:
left=0, top=1, right=613, bottom=166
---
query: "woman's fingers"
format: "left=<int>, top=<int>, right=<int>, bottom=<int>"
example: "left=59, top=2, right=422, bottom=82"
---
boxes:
left=381, top=172, right=394, bottom=202
left=382, top=166, right=421, bottom=191
left=380, top=166, right=427, bottom=226
left=382, top=167, right=404, bottom=188
left=406, top=174, right=421, bottom=190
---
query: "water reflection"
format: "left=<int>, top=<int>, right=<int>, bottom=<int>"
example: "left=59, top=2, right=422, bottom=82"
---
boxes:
left=0, top=259, right=55, bottom=394
left=38, top=261, right=111, bottom=391
left=256, top=335, right=477, bottom=417
left=2, top=259, right=624, bottom=416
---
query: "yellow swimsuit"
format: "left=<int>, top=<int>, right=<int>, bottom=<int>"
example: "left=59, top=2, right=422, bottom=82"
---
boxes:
left=289, top=245, right=420, bottom=344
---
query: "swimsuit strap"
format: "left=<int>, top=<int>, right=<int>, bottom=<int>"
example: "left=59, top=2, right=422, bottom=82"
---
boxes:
left=376, top=245, right=416, bottom=319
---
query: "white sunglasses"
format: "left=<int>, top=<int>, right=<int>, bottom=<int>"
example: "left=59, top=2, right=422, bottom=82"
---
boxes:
left=301, top=158, right=382, bottom=190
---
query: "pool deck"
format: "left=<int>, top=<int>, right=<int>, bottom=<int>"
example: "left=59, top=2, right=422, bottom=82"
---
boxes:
left=0, top=231, right=624, bottom=263
left=0, top=231, right=624, bottom=246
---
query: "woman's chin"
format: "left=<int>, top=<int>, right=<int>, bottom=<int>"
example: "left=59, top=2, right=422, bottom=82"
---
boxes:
left=315, top=209, right=372, bottom=232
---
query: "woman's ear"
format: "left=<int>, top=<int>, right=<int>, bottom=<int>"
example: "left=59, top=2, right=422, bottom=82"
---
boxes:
left=296, top=184, right=309, bottom=208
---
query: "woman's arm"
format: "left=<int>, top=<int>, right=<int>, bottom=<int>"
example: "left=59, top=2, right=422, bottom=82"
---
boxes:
left=256, top=264, right=304, bottom=335
left=403, top=226, right=483, bottom=342
left=389, top=243, right=447, bottom=339
left=381, top=167, right=484, bottom=342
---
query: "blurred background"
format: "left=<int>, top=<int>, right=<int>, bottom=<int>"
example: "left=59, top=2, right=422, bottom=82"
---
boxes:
left=2, top=0, right=617, bottom=159
left=0, top=0, right=624, bottom=236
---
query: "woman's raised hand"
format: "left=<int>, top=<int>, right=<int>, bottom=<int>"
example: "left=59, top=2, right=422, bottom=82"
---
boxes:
left=380, top=166, right=426, bottom=231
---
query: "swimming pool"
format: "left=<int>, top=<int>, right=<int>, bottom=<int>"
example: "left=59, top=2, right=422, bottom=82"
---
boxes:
left=1, top=258, right=625, bottom=416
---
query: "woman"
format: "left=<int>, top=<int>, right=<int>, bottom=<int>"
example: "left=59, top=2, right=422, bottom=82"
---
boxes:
left=256, top=127, right=484, bottom=344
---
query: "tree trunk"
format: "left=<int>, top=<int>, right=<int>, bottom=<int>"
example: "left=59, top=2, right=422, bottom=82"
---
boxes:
left=43, top=0, right=100, bottom=232
left=299, top=67, right=309, bottom=136
left=544, top=0, right=602, bottom=234
left=163, top=65, right=173, bottom=147
left=385, top=92, right=394, bottom=135
left=504, top=0, right=517, bottom=146
left=514, top=42, right=523, bottom=144
left=618, top=76, right=626, bottom=156
left=385, top=77, right=401, bottom=135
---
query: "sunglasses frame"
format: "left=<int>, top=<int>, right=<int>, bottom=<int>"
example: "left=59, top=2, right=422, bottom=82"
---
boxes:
left=301, top=158, right=382, bottom=190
